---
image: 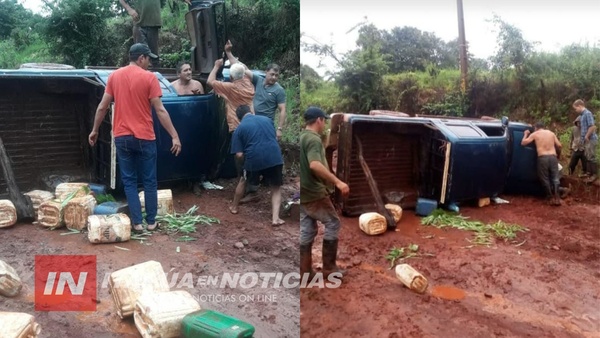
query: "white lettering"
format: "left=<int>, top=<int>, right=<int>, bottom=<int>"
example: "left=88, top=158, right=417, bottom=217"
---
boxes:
left=44, top=272, right=88, bottom=295
left=238, top=273, right=259, bottom=289
left=220, top=273, right=240, bottom=288
left=177, top=273, right=194, bottom=289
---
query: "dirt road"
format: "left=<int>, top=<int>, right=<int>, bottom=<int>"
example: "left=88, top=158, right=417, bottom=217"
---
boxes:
left=300, top=187, right=600, bottom=337
left=0, top=178, right=300, bottom=337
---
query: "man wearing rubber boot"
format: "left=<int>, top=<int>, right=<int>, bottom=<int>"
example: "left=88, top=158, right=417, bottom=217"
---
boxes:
left=300, top=107, right=350, bottom=279
left=521, top=121, right=563, bottom=206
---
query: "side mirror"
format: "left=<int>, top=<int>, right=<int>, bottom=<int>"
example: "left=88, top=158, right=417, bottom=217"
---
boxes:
left=501, top=116, right=509, bottom=127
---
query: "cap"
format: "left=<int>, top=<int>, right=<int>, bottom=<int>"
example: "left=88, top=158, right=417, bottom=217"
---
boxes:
left=304, top=106, right=330, bottom=120
left=129, top=43, right=158, bottom=59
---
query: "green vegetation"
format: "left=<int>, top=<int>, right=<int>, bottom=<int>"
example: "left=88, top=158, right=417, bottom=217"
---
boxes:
left=0, top=0, right=301, bottom=144
left=421, top=209, right=529, bottom=247
left=385, top=243, right=420, bottom=269
left=155, top=205, right=220, bottom=234
left=302, top=16, right=600, bottom=149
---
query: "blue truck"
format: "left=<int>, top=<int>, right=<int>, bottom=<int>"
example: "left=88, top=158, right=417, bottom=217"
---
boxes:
left=327, top=113, right=544, bottom=216
left=0, top=0, right=247, bottom=194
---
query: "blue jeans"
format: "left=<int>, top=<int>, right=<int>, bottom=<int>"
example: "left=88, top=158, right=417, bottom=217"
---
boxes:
left=115, top=135, right=157, bottom=225
left=300, top=197, right=341, bottom=245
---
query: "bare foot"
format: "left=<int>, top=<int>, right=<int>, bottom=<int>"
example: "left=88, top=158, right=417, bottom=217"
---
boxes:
left=272, top=219, right=285, bottom=227
left=229, top=206, right=238, bottom=214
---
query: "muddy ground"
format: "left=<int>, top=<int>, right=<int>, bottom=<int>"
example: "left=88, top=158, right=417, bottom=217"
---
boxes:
left=0, top=176, right=300, bottom=338
left=300, top=178, right=600, bottom=338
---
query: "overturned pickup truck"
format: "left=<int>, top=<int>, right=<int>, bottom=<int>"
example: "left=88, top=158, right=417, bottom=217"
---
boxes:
left=326, top=113, right=543, bottom=216
left=0, top=0, right=255, bottom=196
left=0, top=68, right=231, bottom=195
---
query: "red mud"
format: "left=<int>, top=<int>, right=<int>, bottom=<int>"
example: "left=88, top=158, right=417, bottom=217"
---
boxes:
left=301, top=190, right=600, bottom=337
left=0, top=177, right=300, bottom=338
left=430, top=285, right=466, bottom=301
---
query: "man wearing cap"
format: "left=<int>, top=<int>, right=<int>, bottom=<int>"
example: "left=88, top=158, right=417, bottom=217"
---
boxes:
left=300, top=106, right=350, bottom=280
left=119, top=0, right=191, bottom=67
left=229, top=105, right=285, bottom=226
left=89, top=43, right=182, bottom=232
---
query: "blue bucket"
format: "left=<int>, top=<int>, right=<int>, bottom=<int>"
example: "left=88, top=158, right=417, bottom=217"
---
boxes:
left=94, top=202, right=129, bottom=215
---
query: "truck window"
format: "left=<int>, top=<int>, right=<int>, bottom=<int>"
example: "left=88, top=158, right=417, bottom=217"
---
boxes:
left=446, top=124, right=483, bottom=138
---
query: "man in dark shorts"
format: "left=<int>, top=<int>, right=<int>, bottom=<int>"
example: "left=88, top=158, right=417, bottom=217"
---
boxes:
left=521, top=121, right=563, bottom=206
left=229, top=105, right=285, bottom=226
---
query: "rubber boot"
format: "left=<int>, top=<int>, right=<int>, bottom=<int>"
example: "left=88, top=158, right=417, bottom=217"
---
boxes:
left=322, top=239, right=346, bottom=278
left=300, top=242, right=314, bottom=280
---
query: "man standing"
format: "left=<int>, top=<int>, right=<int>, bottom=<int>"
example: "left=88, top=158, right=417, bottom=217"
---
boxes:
left=521, top=121, right=562, bottom=206
left=573, top=99, right=598, bottom=183
left=171, top=62, right=204, bottom=95
left=300, top=107, right=350, bottom=279
left=224, top=41, right=286, bottom=139
left=229, top=105, right=286, bottom=226
left=207, top=59, right=255, bottom=133
left=89, top=43, right=181, bottom=232
left=119, top=0, right=191, bottom=67
left=568, top=116, right=587, bottom=176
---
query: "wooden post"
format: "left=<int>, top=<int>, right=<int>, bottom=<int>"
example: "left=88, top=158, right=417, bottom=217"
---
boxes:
left=0, top=136, right=35, bottom=221
left=354, top=135, right=396, bottom=229
left=457, top=0, right=468, bottom=94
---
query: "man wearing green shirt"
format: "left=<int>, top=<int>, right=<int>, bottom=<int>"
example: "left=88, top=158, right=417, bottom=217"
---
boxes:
left=119, top=0, right=190, bottom=67
left=300, top=107, right=349, bottom=280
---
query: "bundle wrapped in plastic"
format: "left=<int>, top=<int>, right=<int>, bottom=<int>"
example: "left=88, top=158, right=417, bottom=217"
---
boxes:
left=359, top=212, right=387, bottom=235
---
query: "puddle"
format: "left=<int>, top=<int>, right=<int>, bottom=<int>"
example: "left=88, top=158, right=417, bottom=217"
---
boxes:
left=430, top=285, right=466, bottom=300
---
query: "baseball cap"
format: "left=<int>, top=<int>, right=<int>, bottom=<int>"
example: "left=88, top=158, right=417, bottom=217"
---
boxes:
left=304, top=106, right=330, bottom=120
left=129, top=43, right=158, bottom=59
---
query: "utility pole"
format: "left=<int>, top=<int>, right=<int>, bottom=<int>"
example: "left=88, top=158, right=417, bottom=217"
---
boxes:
left=457, top=0, right=468, bottom=94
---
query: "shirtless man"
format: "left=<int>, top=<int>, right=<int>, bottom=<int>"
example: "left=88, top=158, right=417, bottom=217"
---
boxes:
left=521, top=121, right=563, bottom=205
left=171, top=62, right=204, bottom=95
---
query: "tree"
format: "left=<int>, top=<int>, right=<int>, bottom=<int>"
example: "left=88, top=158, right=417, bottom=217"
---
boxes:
left=43, top=0, right=119, bottom=67
left=489, top=15, right=535, bottom=74
left=336, top=25, right=388, bottom=113
left=381, top=26, right=454, bottom=72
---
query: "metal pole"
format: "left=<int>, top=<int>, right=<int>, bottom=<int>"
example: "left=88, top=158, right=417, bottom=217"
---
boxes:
left=457, top=0, right=468, bottom=94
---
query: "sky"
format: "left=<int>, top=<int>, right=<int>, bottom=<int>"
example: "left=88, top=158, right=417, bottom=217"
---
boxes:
left=21, top=0, right=46, bottom=14
left=301, top=0, right=600, bottom=76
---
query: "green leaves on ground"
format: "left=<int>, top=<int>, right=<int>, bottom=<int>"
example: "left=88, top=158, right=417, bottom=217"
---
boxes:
left=155, top=205, right=220, bottom=235
left=421, top=209, right=528, bottom=246
left=385, top=243, right=421, bottom=269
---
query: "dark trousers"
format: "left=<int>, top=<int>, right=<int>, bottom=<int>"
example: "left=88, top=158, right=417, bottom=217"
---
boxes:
left=133, top=25, right=160, bottom=67
left=537, top=155, right=560, bottom=197
left=568, top=150, right=586, bottom=175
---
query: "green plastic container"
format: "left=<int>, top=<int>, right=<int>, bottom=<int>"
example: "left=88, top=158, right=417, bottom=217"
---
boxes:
left=181, top=309, right=255, bottom=338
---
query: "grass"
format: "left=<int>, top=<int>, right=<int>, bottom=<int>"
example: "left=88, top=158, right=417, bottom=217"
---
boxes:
left=421, top=209, right=529, bottom=247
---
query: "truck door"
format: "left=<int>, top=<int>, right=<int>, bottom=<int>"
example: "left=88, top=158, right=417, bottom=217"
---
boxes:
left=504, top=123, right=545, bottom=196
